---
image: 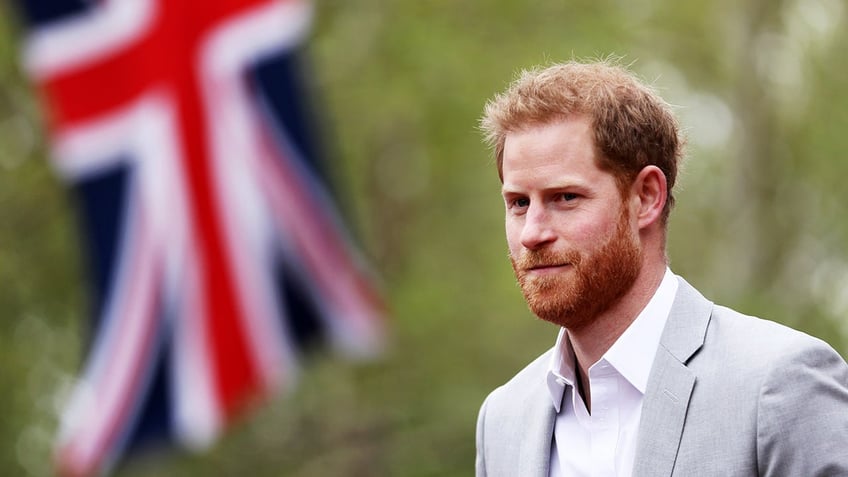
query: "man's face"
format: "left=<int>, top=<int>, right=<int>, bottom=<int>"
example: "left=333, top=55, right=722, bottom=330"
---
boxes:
left=501, top=116, right=642, bottom=330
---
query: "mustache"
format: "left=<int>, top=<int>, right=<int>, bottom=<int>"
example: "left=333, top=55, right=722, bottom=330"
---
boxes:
left=511, top=249, right=581, bottom=271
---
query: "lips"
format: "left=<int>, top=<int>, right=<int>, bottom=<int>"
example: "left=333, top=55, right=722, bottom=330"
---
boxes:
left=527, top=263, right=570, bottom=273
left=511, top=249, right=580, bottom=276
left=528, top=261, right=569, bottom=269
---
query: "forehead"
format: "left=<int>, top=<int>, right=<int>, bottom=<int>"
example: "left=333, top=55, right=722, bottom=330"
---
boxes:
left=501, top=116, right=610, bottom=190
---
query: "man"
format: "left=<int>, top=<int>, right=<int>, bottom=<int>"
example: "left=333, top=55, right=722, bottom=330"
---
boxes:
left=475, top=60, right=848, bottom=477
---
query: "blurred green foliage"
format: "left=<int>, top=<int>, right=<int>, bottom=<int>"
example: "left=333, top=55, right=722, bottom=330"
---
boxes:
left=1, top=0, right=847, bottom=475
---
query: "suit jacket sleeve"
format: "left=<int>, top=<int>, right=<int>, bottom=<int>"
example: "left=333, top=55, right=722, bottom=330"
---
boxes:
left=476, top=394, right=489, bottom=477
left=757, top=337, right=848, bottom=476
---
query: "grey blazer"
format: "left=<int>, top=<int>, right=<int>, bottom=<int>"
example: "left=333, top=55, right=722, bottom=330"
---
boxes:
left=475, top=277, right=848, bottom=476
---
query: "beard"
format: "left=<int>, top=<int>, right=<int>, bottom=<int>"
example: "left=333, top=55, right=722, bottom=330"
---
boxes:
left=510, top=205, right=642, bottom=330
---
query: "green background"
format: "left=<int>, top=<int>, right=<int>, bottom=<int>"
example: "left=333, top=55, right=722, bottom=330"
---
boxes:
left=2, top=0, right=847, bottom=475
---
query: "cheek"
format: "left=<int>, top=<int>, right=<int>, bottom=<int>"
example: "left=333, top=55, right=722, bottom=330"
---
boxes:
left=568, top=213, right=620, bottom=246
left=574, top=222, right=609, bottom=242
left=505, top=219, right=523, bottom=254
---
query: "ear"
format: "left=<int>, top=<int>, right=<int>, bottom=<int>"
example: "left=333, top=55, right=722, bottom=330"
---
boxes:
left=630, top=165, right=667, bottom=230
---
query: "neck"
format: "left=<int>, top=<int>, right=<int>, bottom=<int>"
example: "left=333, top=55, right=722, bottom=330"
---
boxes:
left=567, top=260, right=666, bottom=384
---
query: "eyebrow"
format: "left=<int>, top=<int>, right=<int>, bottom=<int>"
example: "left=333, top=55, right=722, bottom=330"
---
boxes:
left=501, top=181, right=590, bottom=196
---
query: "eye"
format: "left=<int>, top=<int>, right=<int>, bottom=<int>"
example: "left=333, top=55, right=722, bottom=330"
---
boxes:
left=505, top=196, right=530, bottom=213
left=558, top=193, right=579, bottom=202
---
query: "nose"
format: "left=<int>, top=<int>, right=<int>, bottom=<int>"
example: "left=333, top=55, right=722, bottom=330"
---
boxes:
left=520, top=205, right=557, bottom=250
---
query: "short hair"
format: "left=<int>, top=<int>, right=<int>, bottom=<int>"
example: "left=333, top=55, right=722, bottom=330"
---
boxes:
left=480, top=59, right=683, bottom=224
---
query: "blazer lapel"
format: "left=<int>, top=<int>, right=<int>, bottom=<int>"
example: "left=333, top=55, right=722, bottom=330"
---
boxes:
left=632, top=277, right=713, bottom=477
left=517, top=377, right=557, bottom=477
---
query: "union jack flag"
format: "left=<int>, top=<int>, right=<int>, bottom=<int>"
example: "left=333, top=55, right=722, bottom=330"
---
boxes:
left=13, top=0, right=385, bottom=475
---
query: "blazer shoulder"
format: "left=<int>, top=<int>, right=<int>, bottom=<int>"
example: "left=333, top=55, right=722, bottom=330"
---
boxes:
left=477, top=346, right=558, bottom=476
left=707, top=304, right=839, bottom=359
left=723, top=309, right=848, bottom=474
left=688, top=302, right=847, bottom=400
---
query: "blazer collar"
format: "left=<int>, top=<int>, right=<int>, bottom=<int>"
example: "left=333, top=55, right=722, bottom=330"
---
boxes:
left=517, top=371, right=557, bottom=477
left=632, top=276, right=713, bottom=477
left=657, top=277, right=713, bottom=363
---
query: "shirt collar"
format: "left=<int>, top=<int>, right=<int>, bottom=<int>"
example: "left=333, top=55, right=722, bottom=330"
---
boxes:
left=546, top=326, right=574, bottom=413
left=604, top=267, right=678, bottom=393
left=546, top=268, right=679, bottom=412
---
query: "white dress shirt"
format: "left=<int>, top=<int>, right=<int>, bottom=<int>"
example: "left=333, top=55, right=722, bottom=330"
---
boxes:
left=547, top=268, right=679, bottom=477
